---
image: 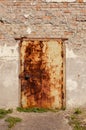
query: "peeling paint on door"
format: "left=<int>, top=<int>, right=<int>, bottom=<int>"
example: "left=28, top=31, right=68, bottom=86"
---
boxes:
left=20, top=39, right=64, bottom=109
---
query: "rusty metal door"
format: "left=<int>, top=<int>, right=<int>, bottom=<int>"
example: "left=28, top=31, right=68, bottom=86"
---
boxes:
left=20, top=40, right=64, bottom=109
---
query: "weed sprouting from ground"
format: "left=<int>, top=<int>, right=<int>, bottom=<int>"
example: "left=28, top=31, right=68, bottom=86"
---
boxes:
left=74, top=108, right=82, bottom=115
left=5, top=116, right=22, bottom=128
left=17, top=107, right=58, bottom=113
left=69, top=108, right=86, bottom=130
left=0, top=109, right=13, bottom=119
left=70, top=115, right=84, bottom=130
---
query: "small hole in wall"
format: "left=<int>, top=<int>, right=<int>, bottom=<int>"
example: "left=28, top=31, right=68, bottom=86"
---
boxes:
left=78, top=74, right=80, bottom=77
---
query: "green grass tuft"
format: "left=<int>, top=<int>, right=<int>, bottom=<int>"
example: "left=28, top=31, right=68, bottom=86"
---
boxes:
left=5, top=116, right=22, bottom=128
left=70, top=115, right=76, bottom=120
left=0, top=109, right=13, bottom=119
left=74, top=108, right=82, bottom=115
left=61, top=107, right=66, bottom=111
left=69, top=110, right=86, bottom=130
left=17, top=107, right=58, bottom=113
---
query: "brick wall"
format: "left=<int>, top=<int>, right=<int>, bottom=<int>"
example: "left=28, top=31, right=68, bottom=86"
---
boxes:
left=0, top=0, right=86, bottom=108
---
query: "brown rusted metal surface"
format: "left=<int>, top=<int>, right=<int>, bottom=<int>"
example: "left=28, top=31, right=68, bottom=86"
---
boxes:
left=20, top=40, right=63, bottom=109
left=15, top=37, right=68, bottom=42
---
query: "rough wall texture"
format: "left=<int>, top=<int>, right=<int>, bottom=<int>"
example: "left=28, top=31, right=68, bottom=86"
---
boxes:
left=0, top=0, right=86, bottom=108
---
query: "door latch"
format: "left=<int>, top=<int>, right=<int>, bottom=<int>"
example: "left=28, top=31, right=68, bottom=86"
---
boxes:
left=25, top=74, right=30, bottom=80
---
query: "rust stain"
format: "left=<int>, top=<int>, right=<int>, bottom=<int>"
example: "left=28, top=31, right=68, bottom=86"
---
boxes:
left=20, top=40, right=63, bottom=109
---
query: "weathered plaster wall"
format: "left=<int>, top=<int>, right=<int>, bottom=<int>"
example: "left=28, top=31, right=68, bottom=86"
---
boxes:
left=66, top=43, right=86, bottom=108
left=0, top=44, right=20, bottom=108
left=0, top=0, right=86, bottom=108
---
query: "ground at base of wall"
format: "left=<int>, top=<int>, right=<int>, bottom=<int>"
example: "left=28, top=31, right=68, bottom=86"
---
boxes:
left=0, top=108, right=86, bottom=130
left=68, top=108, right=86, bottom=130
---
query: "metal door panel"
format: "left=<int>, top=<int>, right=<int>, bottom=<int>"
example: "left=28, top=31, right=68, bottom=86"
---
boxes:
left=20, top=40, right=64, bottom=109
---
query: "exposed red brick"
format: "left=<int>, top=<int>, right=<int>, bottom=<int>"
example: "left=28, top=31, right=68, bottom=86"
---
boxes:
left=63, top=2, right=68, bottom=8
left=80, top=9, right=86, bottom=13
left=64, top=10, right=71, bottom=13
left=64, top=31, right=73, bottom=36
left=43, top=15, right=52, bottom=20
left=77, top=0, right=83, bottom=2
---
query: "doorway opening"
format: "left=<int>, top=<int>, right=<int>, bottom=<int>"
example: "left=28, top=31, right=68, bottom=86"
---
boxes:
left=19, top=38, right=66, bottom=109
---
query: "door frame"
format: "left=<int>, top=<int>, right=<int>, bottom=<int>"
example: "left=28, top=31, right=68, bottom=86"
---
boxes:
left=18, top=38, right=67, bottom=109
